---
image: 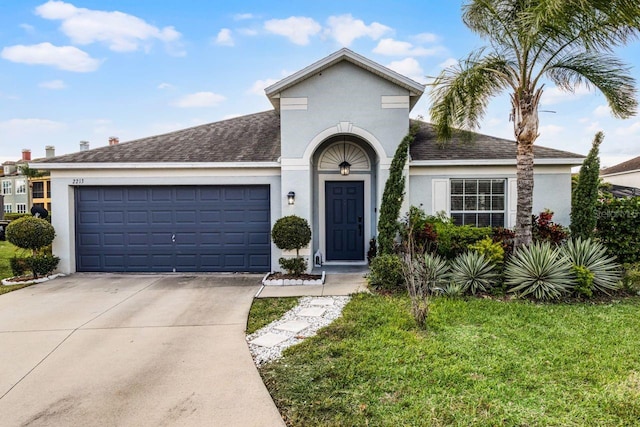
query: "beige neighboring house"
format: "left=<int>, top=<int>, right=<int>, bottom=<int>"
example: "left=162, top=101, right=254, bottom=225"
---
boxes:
left=600, top=155, right=640, bottom=189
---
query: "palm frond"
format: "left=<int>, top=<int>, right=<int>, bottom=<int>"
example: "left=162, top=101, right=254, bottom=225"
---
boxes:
left=428, top=50, right=515, bottom=142
left=545, top=52, right=638, bottom=118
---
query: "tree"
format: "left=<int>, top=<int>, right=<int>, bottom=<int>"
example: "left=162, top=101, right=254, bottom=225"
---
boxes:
left=429, top=0, right=638, bottom=247
left=571, top=132, right=603, bottom=239
left=271, top=215, right=312, bottom=275
left=377, top=125, right=419, bottom=255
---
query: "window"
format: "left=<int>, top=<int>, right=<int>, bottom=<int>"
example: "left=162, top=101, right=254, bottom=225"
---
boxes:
left=32, top=181, right=44, bottom=199
left=16, top=179, right=26, bottom=195
left=2, top=180, right=11, bottom=195
left=3, top=204, right=11, bottom=213
left=450, top=178, right=505, bottom=227
left=16, top=203, right=27, bottom=214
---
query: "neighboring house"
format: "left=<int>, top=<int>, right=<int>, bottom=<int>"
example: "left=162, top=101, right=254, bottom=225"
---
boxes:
left=1, top=150, right=30, bottom=215
left=34, top=48, right=583, bottom=275
left=601, top=155, right=640, bottom=190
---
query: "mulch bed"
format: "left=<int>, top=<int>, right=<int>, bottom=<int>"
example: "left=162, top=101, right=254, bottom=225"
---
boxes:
left=266, top=272, right=323, bottom=281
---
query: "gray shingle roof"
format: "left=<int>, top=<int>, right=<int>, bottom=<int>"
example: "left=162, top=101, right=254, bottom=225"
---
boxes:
left=37, top=110, right=281, bottom=164
left=35, top=111, right=583, bottom=165
left=600, top=155, right=640, bottom=175
left=410, top=120, right=584, bottom=161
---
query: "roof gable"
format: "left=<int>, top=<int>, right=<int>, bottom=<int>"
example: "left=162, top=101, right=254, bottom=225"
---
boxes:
left=265, top=48, right=425, bottom=110
left=601, top=155, right=640, bottom=176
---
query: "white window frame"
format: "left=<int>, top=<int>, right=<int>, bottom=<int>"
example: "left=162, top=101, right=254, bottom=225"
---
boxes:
left=15, top=179, right=26, bottom=195
left=3, top=204, right=11, bottom=213
left=16, top=203, right=27, bottom=214
left=2, top=180, right=11, bottom=196
left=450, top=178, right=506, bottom=227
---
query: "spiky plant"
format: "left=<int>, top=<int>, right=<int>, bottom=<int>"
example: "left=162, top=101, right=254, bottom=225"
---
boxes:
left=423, top=252, right=451, bottom=292
left=450, top=251, right=497, bottom=295
left=505, top=241, right=573, bottom=300
left=561, top=238, right=622, bottom=295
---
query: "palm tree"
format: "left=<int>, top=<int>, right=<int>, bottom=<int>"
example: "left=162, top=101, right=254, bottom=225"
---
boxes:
left=429, top=0, right=639, bottom=247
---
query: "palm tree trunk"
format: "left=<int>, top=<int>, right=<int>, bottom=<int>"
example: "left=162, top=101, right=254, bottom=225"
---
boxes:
left=512, top=88, right=542, bottom=247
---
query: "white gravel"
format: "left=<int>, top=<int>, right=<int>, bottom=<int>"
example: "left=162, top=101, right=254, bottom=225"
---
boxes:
left=246, top=296, right=351, bottom=366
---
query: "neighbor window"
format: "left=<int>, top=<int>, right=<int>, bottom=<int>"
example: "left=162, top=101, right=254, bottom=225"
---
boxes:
left=16, top=203, right=27, bottom=214
left=450, top=178, right=505, bottom=227
left=32, top=181, right=44, bottom=199
left=15, top=179, right=26, bottom=195
left=1, top=180, right=11, bottom=195
left=3, top=204, right=11, bottom=213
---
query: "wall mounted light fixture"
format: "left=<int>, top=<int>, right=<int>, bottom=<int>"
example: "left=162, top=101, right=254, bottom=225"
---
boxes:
left=339, top=137, right=351, bottom=176
left=287, top=191, right=295, bottom=205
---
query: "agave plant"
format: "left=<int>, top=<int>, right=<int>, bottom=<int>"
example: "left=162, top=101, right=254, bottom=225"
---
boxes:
left=561, top=238, right=622, bottom=295
left=423, top=252, right=450, bottom=291
left=450, top=251, right=497, bottom=295
left=505, top=241, right=573, bottom=300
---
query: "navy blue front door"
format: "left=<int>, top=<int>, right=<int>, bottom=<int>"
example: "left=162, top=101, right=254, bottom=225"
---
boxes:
left=326, top=181, right=364, bottom=261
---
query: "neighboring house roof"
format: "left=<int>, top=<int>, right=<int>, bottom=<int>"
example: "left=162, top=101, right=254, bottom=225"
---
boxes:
left=410, top=120, right=584, bottom=164
left=600, top=155, right=640, bottom=176
left=607, top=184, right=640, bottom=198
left=265, top=48, right=425, bottom=110
left=34, top=112, right=583, bottom=166
left=36, top=111, right=281, bottom=164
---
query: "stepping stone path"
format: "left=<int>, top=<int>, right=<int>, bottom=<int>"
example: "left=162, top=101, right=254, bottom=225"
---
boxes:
left=247, top=296, right=350, bottom=366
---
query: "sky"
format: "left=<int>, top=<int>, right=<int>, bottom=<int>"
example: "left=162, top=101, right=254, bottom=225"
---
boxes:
left=1, top=0, right=640, bottom=168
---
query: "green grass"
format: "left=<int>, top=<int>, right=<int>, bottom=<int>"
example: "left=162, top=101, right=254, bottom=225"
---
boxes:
left=247, top=297, right=300, bottom=334
left=260, top=294, right=640, bottom=426
left=0, top=240, right=24, bottom=280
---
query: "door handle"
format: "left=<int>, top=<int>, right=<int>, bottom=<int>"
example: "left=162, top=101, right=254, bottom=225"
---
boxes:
left=358, top=224, right=362, bottom=236
left=171, top=234, right=176, bottom=243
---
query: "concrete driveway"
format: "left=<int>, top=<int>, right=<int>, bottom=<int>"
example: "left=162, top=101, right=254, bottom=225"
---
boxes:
left=0, top=274, right=286, bottom=427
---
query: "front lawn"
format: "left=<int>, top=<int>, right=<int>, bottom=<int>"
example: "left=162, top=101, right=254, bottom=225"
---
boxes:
left=260, top=294, right=640, bottom=426
left=0, top=240, right=23, bottom=280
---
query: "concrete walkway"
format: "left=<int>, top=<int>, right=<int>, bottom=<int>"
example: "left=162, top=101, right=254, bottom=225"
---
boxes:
left=256, top=273, right=368, bottom=298
left=0, top=273, right=286, bottom=427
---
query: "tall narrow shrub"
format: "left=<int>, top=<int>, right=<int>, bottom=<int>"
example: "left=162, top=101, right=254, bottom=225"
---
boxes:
left=377, top=125, right=418, bottom=255
left=571, top=132, right=603, bottom=239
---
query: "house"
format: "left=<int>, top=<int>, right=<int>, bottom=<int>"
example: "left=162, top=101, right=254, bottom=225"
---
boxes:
left=33, top=48, right=583, bottom=274
left=1, top=150, right=30, bottom=215
left=601, top=155, right=640, bottom=191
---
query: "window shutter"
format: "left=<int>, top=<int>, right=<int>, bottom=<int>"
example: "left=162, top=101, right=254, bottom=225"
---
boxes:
left=432, top=179, right=449, bottom=215
left=508, top=178, right=517, bottom=228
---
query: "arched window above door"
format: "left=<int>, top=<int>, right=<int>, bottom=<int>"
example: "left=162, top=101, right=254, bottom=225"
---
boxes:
left=318, top=141, right=370, bottom=172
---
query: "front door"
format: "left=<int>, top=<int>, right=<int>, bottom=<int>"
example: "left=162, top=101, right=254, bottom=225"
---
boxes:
left=325, top=181, right=364, bottom=261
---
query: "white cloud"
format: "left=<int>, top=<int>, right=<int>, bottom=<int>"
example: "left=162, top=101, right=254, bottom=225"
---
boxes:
left=1, top=42, right=100, bottom=72
left=614, top=120, right=640, bottom=136
left=157, top=82, right=173, bottom=89
left=264, top=16, right=321, bottom=45
left=35, top=0, right=182, bottom=53
left=386, top=58, right=425, bottom=83
left=173, top=92, right=226, bottom=108
left=438, top=57, right=458, bottom=69
left=247, top=78, right=279, bottom=95
left=324, top=14, right=391, bottom=47
left=215, top=28, right=234, bottom=46
left=411, top=32, right=439, bottom=44
left=238, top=28, right=258, bottom=36
left=539, top=124, right=564, bottom=136
left=373, top=38, right=443, bottom=56
left=0, top=118, right=66, bottom=134
left=234, top=13, right=254, bottom=21
left=20, top=23, right=35, bottom=33
left=593, top=104, right=612, bottom=117
left=39, top=79, right=67, bottom=89
left=541, top=85, right=592, bottom=105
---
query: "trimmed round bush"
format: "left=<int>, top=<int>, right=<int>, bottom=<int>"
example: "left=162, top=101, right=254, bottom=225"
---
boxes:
left=6, top=216, right=55, bottom=253
left=271, top=215, right=311, bottom=254
left=368, top=254, right=404, bottom=292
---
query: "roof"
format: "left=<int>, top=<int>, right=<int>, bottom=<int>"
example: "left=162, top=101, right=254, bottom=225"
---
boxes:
left=36, top=111, right=281, bottom=164
left=607, top=184, right=640, bottom=198
left=600, top=155, right=640, bottom=176
left=265, top=48, right=425, bottom=110
left=410, top=120, right=584, bottom=164
left=34, top=113, right=583, bottom=167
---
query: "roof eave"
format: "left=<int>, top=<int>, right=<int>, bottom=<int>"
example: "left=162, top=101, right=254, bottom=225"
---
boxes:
left=409, top=158, right=585, bottom=167
left=30, top=162, right=282, bottom=170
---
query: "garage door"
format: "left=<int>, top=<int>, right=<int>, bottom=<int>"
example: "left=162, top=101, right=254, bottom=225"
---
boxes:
left=75, top=185, right=271, bottom=272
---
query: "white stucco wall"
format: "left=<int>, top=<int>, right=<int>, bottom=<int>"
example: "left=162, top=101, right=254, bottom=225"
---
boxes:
left=601, top=170, right=640, bottom=188
left=49, top=167, right=281, bottom=274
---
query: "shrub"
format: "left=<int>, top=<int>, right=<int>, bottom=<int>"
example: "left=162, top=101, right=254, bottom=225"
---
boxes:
left=450, top=251, right=497, bottom=295
left=571, top=132, right=603, bottom=239
left=10, top=257, right=29, bottom=276
left=432, top=222, right=491, bottom=259
left=271, top=215, right=311, bottom=274
left=468, top=237, right=505, bottom=265
left=505, top=242, right=574, bottom=300
left=28, top=255, right=60, bottom=278
left=378, top=126, right=418, bottom=255
left=278, top=257, right=307, bottom=276
left=399, top=206, right=438, bottom=254
left=368, top=254, right=404, bottom=292
left=401, top=252, right=449, bottom=327
left=596, top=197, right=640, bottom=264
left=532, top=210, right=568, bottom=245
left=561, top=238, right=622, bottom=296
left=492, top=227, right=515, bottom=256
left=366, top=238, right=377, bottom=264
left=3, top=213, right=30, bottom=221
left=572, top=265, right=594, bottom=298
left=5, top=216, right=55, bottom=255
left=621, top=263, right=640, bottom=294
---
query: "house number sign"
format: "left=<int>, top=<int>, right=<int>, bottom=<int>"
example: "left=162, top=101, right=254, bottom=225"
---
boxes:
left=72, top=178, right=85, bottom=185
